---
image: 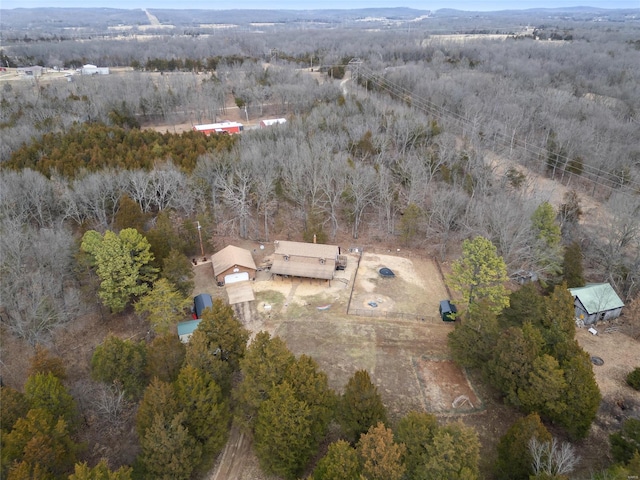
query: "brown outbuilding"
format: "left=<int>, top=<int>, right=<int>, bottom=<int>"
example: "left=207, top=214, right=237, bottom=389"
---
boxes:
left=211, top=245, right=257, bottom=286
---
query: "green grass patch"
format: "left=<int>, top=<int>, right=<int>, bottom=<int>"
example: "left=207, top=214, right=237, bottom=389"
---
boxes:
left=256, top=290, right=286, bottom=307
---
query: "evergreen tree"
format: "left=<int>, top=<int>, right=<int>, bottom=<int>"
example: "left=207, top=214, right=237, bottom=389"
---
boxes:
left=357, top=422, right=406, bottom=480
left=399, top=203, right=423, bottom=245
left=145, top=333, right=186, bottom=384
left=1, top=408, right=79, bottom=479
left=485, top=324, right=545, bottom=406
left=184, top=330, right=233, bottom=396
left=338, top=369, right=387, bottom=444
left=395, top=411, right=439, bottom=480
left=69, top=460, right=133, bottom=480
left=611, top=420, right=640, bottom=466
left=113, top=194, right=148, bottom=234
left=91, top=335, right=148, bottom=399
left=448, top=236, right=509, bottom=315
left=136, top=377, right=178, bottom=439
left=448, top=301, right=499, bottom=368
left=24, top=372, right=77, bottom=429
left=234, top=331, right=295, bottom=429
left=562, top=242, right=585, bottom=288
left=0, top=386, right=28, bottom=433
left=253, top=381, right=314, bottom=480
left=517, top=355, right=567, bottom=419
left=173, top=365, right=230, bottom=467
left=81, top=228, right=158, bottom=313
left=540, top=284, right=578, bottom=361
left=134, top=278, right=191, bottom=335
left=313, top=440, right=360, bottom=480
left=422, top=422, right=480, bottom=480
left=196, top=299, right=249, bottom=372
left=495, top=413, right=553, bottom=480
left=284, top=354, right=336, bottom=446
left=499, top=283, right=545, bottom=329
left=161, top=249, right=195, bottom=297
left=138, top=412, right=201, bottom=480
left=559, top=351, right=601, bottom=440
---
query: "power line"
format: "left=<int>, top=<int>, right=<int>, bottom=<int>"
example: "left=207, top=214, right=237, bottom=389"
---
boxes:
left=351, top=63, right=640, bottom=199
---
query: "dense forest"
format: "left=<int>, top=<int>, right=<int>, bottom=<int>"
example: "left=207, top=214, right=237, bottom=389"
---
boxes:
left=1, top=6, right=640, bottom=480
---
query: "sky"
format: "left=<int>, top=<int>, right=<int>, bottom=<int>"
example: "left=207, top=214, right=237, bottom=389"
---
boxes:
left=3, top=0, right=640, bottom=9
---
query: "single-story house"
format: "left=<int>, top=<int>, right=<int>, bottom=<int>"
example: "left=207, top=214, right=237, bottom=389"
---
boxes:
left=17, top=66, right=44, bottom=77
left=270, top=240, right=340, bottom=281
left=177, top=319, right=201, bottom=343
left=568, top=283, right=624, bottom=325
left=212, top=245, right=257, bottom=286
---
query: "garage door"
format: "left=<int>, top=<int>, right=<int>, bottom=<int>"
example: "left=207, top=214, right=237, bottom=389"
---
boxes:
left=224, top=271, right=249, bottom=285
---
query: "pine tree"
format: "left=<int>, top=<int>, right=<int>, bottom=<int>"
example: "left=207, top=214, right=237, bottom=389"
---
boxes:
left=338, top=369, right=387, bottom=444
left=134, top=278, right=191, bottom=335
left=27, top=345, right=66, bottom=380
left=313, top=440, right=360, bottom=480
left=81, top=228, right=158, bottom=313
left=2, top=408, right=79, bottom=479
left=196, top=299, right=249, bottom=373
left=0, top=386, right=28, bottom=433
left=284, top=354, right=336, bottom=445
left=422, top=422, right=480, bottom=480
left=562, top=242, right=585, bottom=288
left=69, top=459, right=133, bottom=480
left=91, top=335, right=148, bottom=399
left=145, top=333, right=186, bottom=383
left=495, top=413, right=552, bottom=480
left=24, top=372, right=77, bottom=428
left=161, top=249, right=195, bottom=297
left=136, top=377, right=178, bottom=439
left=448, top=236, right=509, bottom=315
left=253, top=381, right=314, bottom=480
left=173, top=365, right=230, bottom=466
left=139, top=412, right=201, bottom=480
left=357, top=422, right=406, bottom=480
left=395, top=411, right=439, bottom=480
left=234, top=331, right=295, bottom=429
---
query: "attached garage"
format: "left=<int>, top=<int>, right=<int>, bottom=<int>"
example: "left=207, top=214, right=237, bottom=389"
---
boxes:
left=225, top=271, right=250, bottom=285
left=211, top=245, right=257, bottom=286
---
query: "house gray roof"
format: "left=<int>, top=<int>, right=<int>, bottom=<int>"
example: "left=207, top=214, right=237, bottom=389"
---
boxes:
left=212, top=245, right=256, bottom=276
left=568, top=283, right=624, bottom=314
left=273, top=240, right=338, bottom=259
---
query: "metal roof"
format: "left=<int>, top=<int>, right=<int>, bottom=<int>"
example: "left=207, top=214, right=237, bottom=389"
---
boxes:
left=212, top=245, right=257, bottom=276
left=177, top=319, right=201, bottom=337
left=569, top=283, right=624, bottom=314
left=270, top=258, right=335, bottom=280
left=273, top=240, right=339, bottom=259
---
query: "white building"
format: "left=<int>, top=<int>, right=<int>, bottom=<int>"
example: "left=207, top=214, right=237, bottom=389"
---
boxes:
left=80, top=64, right=110, bottom=75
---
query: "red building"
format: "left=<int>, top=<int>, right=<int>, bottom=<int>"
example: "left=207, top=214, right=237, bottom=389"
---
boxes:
left=193, top=121, right=244, bottom=135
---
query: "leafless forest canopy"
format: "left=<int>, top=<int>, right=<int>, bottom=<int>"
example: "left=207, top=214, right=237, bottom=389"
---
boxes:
left=1, top=7, right=639, bottom=338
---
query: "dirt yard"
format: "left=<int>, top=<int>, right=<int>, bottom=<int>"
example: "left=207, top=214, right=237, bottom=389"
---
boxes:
left=195, top=246, right=506, bottom=479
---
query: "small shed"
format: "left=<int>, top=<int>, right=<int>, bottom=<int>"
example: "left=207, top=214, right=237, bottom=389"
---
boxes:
left=568, top=283, right=624, bottom=325
left=177, top=319, right=201, bottom=343
left=211, top=245, right=257, bottom=286
left=270, top=240, right=339, bottom=281
left=193, top=293, right=213, bottom=319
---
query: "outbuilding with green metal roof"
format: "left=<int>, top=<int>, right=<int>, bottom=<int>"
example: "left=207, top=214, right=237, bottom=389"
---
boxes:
left=568, top=283, right=624, bottom=325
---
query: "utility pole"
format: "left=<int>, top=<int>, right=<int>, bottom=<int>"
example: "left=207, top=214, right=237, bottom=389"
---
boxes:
left=197, top=221, right=205, bottom=258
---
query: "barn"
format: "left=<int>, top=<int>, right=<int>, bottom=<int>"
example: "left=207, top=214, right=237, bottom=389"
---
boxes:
left=270, top=240, right=340, bottom=281
left=193, top=122, right=244, bottom=135
left=211, top=245, right=257, bottom=286
left=568, top=283, right=624, bottom=325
